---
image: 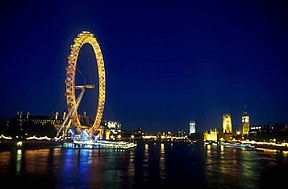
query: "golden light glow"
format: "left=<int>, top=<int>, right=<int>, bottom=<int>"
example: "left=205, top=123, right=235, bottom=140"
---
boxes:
left=223, top=114, right=232, bottom=133
left=16, top=141, right=23, bottom=147
left=242, top=115, right=250, bottom=135
left=66, top=31, right=106, bottom=134
left=204, top=129, right=218, bottom=141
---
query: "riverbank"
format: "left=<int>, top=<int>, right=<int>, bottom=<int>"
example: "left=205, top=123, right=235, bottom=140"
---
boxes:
left=204, top=140, right=288, bottom=151
left=0, top=139, right=137, bottom=151
left=0, top=139, right=62, bottom=150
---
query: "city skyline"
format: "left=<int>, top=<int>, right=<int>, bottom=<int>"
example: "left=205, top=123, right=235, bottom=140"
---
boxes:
left=0, top=0, right=287, bottom=133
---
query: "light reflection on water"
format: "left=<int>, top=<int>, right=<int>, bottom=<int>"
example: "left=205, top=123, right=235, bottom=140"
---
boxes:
left=24, top=149, right=50, bottom=174
left=205, top=144, right=260, bottom=189
left=16, top=149, right=22, bottom=175
left=0, top=151, right=11, bottom=174
left=159, top=143, right=166, bottom=180
left=0, top=142, right=288, bottom=188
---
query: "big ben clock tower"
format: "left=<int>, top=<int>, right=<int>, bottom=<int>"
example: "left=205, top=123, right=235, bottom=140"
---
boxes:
left=242, top=106, right=250, bottom=135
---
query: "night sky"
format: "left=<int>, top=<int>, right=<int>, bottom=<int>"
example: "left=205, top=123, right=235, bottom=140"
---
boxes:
left=0, top=0, right=287, bottom=133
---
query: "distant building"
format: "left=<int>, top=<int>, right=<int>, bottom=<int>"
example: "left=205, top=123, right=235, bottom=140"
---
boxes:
left=13, top=112, right=126, bottom=140
left=189, top=121, right=196, bottom=134
left=78, top=110, right=91, bottom=126
left=16, top=111, right=63, bottom=127
left=250, top=125, right=261, bottom=134
left=242, top=106, right=250, bottom=135
left=223, top=113, right=232, bottom=133
left=102, top=120, right=122, bottom=135
left=177, top=130, right=186, bottom=137
left=203, top=128, right=218, bottom=142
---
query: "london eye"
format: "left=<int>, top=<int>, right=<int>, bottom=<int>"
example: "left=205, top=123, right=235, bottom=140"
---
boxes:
left=56, top=31, right=106, bottom=140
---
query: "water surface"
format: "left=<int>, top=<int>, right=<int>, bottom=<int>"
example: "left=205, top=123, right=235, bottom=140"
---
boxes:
left=0, top=141, right=287, bottom=189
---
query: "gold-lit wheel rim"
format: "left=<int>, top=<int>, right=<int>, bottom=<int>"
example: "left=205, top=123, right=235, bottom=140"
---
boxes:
left=65, top=31, right=105, bottom=134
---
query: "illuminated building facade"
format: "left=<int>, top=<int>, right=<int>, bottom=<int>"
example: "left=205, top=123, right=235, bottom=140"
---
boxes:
left=99, top=120, right=122, bottom=140
left=189, top=121, right=196, bottom=134
left=102, top=120, right=122, bottom=135
left=242, top=106, right=250, bottom=135
left=223, top=113, right=232, bottom=133
left=203, top=128, right=218, bottom=142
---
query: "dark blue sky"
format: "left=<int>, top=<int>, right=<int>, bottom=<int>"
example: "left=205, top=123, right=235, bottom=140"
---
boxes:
left=0, top=0, right=287, bottom=133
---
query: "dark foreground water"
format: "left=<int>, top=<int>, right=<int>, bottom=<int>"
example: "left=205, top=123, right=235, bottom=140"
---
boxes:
left=0, top=141, right=288, bottom=189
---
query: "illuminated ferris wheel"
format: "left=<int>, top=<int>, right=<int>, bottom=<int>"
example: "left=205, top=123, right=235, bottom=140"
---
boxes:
left=56, top=31, right=106, bottom=139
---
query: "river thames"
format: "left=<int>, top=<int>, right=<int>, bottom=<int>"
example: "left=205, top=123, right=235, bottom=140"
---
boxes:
left=0, top=141, right=287, bottom=189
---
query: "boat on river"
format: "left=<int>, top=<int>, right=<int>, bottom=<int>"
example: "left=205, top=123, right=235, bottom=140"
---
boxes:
left=62, top=139, right=137, bottom=149
left=220, top=141, right=255, bottom=150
